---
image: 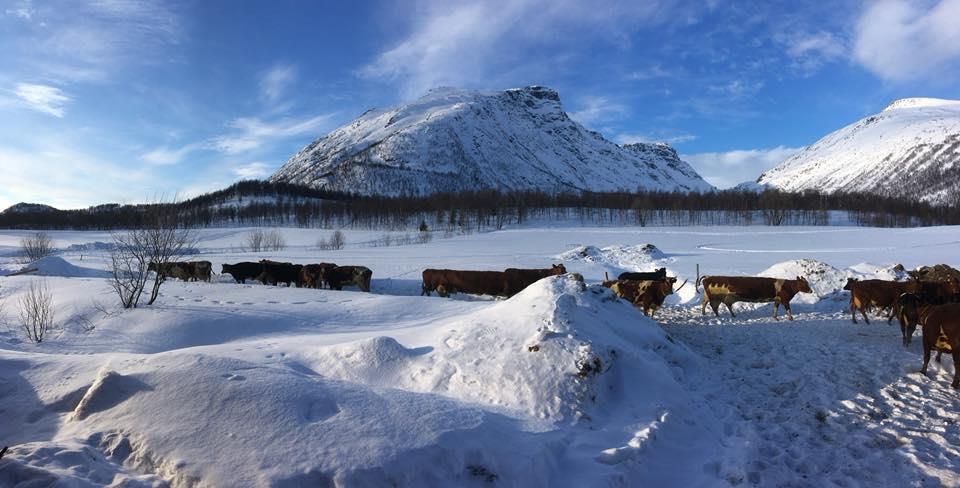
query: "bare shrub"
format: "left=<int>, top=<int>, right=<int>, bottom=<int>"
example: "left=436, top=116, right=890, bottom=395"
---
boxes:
left=109, top=230, right=151, bottom=309
left=318, top=230, right=346, bottom=250
left=247, top=229, right=285, bottom=252
left=21, top=232, right=54, bottom=262
left=19, top=279, right=55, bottom=343
left=246, top=229, right=266, bottom=252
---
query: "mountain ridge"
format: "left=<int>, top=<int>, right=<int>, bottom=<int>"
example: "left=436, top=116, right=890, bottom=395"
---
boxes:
left=270, top=86, right=713, bottom=196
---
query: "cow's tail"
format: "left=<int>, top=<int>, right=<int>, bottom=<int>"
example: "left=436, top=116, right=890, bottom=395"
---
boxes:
left=695, top=275, right=706, bottom=292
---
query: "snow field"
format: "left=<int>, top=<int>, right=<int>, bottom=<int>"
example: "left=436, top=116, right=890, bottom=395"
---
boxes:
left=1, top=225, right=959, bottom=486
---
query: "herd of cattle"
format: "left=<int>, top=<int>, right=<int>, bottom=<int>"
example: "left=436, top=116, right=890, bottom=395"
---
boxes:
left=149, top=258, right=960, bottom=388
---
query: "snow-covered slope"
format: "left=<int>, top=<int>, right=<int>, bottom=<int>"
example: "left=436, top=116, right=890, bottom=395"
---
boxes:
left=270, top=86, right=713, bottom=195
left=756, top=98, right=960, bottom=204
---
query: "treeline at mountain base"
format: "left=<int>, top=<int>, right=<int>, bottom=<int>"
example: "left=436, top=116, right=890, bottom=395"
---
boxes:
left=2, top=180, right=958, bottom=230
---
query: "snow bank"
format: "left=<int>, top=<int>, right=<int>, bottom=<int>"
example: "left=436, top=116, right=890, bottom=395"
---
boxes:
left=5, top=255, right=111, bottom=278
left=758, top=259, right=913, bottom=308
left=6, top=275, right=721, bottom=486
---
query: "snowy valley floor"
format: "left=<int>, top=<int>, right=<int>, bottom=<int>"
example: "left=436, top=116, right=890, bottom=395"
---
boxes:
left=0, top=225, right=958, bottom=487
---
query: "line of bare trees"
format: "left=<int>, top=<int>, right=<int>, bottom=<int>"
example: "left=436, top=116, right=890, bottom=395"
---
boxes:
left=2, top=180, right=959, bottom=231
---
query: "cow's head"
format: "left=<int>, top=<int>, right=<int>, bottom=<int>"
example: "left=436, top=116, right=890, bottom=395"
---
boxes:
left=842, top=278, right=856, bottom=290
left=551, top=264, right=567, bottom=275
left=796, top=276, right=812, bottom=293
left=221, top=264, right=232, bottom=273
left=148, top=261, right=159, bottom=272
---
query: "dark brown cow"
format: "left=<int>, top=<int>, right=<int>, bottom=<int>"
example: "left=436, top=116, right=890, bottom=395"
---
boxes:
left=222, top=262, right=262, bottom=284
left=919, top=302, right=960, bottom=389
left=618, top=268, right=667, bottom=282
left=324, top=265, right=372, bottom=292
left=149, top=261, right=208, bottom=282
left=699, top=276, right=812, bottom=321
left=300, top=263, right=337, bottom=289
left=502, top=264, right=566, bottom=296
left=896, top=292, right=924, bottom=347
left=916, top=278, right=960, bottom=305
left=843, top=278, right=920, bottom=324
left=421, top=269, right=507, bottom=297
left=257, top=260, right=303, bottom=287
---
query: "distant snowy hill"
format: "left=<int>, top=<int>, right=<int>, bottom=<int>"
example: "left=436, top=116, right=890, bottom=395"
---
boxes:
left=1, top=202, right=59, bottom=214
left=756, top=98, right=960, bottom=204
left=270, top=86, right=713, bottom=196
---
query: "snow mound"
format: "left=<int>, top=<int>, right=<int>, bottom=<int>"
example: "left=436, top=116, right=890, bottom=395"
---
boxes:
left=71, top=368, right=150, bottom=421
left=759, top=259, right=851, bottom=299
left=848, top=262, right=910, bottom=281
left=20, top=255, right=110, bottom=278
left=304, top=274, right=697, bottom=423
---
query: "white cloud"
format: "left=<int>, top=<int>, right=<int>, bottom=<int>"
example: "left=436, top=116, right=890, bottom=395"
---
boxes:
left=213, top=113, right=337, bottom=154
left=141, top=142, right=207, bottom=165
left=784, top=31, right=846, bottom=74
left=233, top=162, right=272, bottom=179
left=260, top=64, right=298, bottom=103
left=615, top=132, right=697, bottom=145
left=13, top=83, right=71, bottom=117
left=359, top=0, right=678, bottom=97
left=625, top=64, right=674, bottom=81
left=7, top=0, right=182, bottom=83
left=853, top=0, right=960, bottom=82
left=682, top=146, right=801, bottom=189
left=569, top=96, right=628, bottom=126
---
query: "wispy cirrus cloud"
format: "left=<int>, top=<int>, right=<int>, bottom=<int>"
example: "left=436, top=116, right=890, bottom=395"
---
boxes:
left=260, top=63, right=298, bottom=103
left=359, top=0, right=681, bottom=98
left=13, top=83, right=71, bottom=117
left=569, top=96, right=628, bottom=127
left=212, top=113, right=337, bottom=154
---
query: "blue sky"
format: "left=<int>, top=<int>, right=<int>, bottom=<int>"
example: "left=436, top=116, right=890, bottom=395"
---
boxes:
left=1, top=0, right=959, bottom=209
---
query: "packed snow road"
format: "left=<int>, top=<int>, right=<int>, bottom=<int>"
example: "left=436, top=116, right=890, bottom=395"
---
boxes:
left=662, top=307, right=960, bottom=487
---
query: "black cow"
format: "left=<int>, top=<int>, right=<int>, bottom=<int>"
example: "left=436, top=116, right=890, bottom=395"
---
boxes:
left=221, top=262, right=262, bottom=284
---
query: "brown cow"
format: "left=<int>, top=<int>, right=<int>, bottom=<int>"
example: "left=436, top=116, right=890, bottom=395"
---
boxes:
left=919, top=302, right=960, bottom=389
left=421, top=269, right=507, bottom=297
left=502, top=264, right=566, bottom=296
left=699, top=276, right=812, bottom=321
left=149, top=261, right=208, bottom=282
left=607, top=277, right=682, bottom=318
left=896, top=292, right=924, bottom=347
left=301, top=263, right=337, bottom=289
left=916, top=278, right=960, bottom=305
left=843, top=278, right=920, bottom=324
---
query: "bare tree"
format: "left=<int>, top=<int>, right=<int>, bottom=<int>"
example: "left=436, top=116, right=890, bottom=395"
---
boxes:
left=21, top=232, right=54, bottom=262
left=19, top=279, right=55, bottom=343
left=108, top=200, right=196, bottom=308
left=329, top=230, right=345, bottom=250
left=143, top=204, right=196, bottom=305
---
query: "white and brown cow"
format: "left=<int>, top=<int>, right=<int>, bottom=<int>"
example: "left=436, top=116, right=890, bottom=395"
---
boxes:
left=698, top=276, right=812, bottom=321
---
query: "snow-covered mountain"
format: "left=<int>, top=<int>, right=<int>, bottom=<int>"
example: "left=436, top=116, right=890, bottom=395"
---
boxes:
left=756, top=98, right=960, bottom=204
left=270, top=86, right=713, bottom=196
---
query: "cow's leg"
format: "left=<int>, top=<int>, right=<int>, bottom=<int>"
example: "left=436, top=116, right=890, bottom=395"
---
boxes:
left=421, top=283, right=430, bottom=296
left=860, top=304, right=870, bottom=324
left=772, top=299, right=780, bottom=321
left=723, top=298, right=736, bottom=317
left=849, top=298, right=858, bottom=324
left=700, top=293, right=709, bottom=315
left=936, top=350, right=943, bottom=363
left=710, top=299, right=721, bottom=317
left=784, top=301, right=794, bottom=321
left=952, top=350, right=960, bottom=389
left=921, top=339, right=931, bottom=376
